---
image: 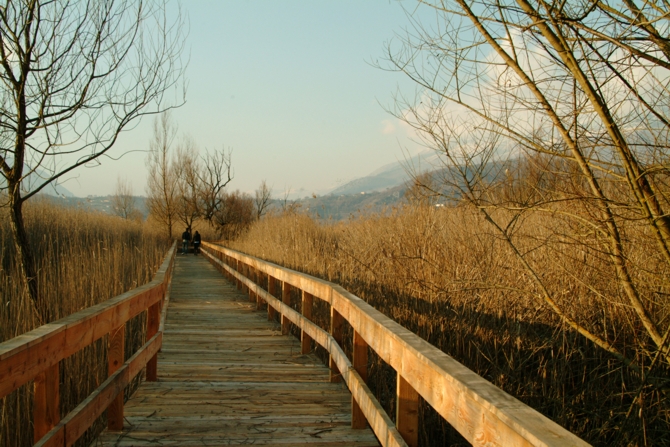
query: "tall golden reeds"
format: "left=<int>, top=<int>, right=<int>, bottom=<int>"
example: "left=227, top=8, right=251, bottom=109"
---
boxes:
left=0, top=198, right=169, bottom=447
left=229, top=205, right=670, bottom=446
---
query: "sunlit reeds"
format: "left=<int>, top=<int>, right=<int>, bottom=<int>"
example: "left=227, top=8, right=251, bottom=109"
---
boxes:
left=229, top=205, right=670, bottom=446
left=0, top=198, right=169, bottom=447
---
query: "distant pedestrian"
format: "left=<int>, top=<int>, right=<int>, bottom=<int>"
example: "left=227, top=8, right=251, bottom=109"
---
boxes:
left=181, top=228, right=191, bottom=255
left=193, top=231, right=201, bottom=255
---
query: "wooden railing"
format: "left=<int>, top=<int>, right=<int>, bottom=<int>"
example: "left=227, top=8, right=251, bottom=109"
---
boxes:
left=0, top=242, right=177, bottom=447
left=201, top=242, right=591, bottom=447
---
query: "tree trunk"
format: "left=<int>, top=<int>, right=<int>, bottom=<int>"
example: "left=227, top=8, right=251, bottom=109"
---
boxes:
left=7, top=193, right=43, bottom=324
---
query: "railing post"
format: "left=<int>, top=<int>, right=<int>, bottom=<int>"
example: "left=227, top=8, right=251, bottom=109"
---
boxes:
left=301, top=291, right=313, bottom=354
left=146, top=287, right=161, bottom=382
left=235, top=259, right=242, bottom=290
left=351, top=330, right=368, bottom=429
left=248, top=265, right=256, bottom=303
left=241, top=262, right=247, bottom=295
left=255, top=269, right=263, bottom=310
left=281, top=281, right=292, bottom=335
left=329, top=307, right=343, bottom=383
left=245, top=264, right=251, bottom=297
left=107, top=323, right=125, bottom=431
left=268, top=276, right=276, bottom=321
left=33, top=363, right=59, bottom=443
left=225, top=255, right=232, bottom=281
left=396, top=374, right=419, bottom=447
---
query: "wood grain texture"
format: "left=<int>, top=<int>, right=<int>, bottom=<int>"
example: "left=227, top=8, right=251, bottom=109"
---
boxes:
left=268, top=275, right=277, bottom=321
left=37, top=332, right=163, bottom=447
left=301, top=291, right=313, bottom=355
left=107, top=323, right=125, bottom=431
left=203, top=250, right=407, bottom=447
left=352, top=330, right=368, bottom=429
left=282, top=281, right=292, bottom=335
left=329, top=308, right=343, bottom=384
left=202, top=242, right=592, bottom=447
left=396, top=375, right=419, bottom=447
left=33, top=363, right=59, bottom=443
left=0, top=244, right=175, bottom=400
left=96, top=254, right=380, bottom=446
left=146, top=301, right=160, bottom=382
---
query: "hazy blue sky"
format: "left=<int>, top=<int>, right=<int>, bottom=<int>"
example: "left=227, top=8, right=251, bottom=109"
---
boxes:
left=62, top=1, right=429, bottom=198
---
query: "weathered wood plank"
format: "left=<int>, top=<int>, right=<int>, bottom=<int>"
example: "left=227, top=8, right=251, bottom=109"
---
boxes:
left=107, top=323, right=125, bottom=431
left=202, top=242, right=592, bottom=447
left=329, top=308, right=343, bottom=383
left=203, top=249, right=406, bottom=447
left=282, top=281, right=292, bottom=335
left=396, top=375, right=419, bottom=447
left=33, top=363, right=60, bottom=443
left=97, top=253, right=380, bottom=446
left=352, top=330, right=368, bottom=429
left=146, top=300, right=160, bottom=382
left=301, top=290, right=314, bottom=354
left=0, top=244, right=175, bottom=400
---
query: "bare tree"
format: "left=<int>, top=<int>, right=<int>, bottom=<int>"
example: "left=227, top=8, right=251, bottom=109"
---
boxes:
left=111, top=177, right=138, bottom=220
left=214, top=190, right=255, bottom=240
left=0, top=0, right=186, bottom=320
left=385, top=0, right=670, bottom=380
left=174, top=137, right=200, bottom=231
left=254, top=180, right=272, bottom=219
left=199, top=147, right=233, bottom=225
left=146, top=112, right=179, bottom=240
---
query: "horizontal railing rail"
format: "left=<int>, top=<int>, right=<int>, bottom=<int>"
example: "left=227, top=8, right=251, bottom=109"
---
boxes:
left=201, top=242, right=590, bottom=447
left=0, top=241, right=177, bottom=447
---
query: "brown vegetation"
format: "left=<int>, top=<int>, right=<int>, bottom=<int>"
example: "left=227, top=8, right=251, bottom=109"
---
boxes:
left=0, top=199, right=169, bottom=447
left=228, top=204, right=670, bottom=446
left=0, top=1, right=185, bottom=322
left=145, top=112, right=270, bottom=241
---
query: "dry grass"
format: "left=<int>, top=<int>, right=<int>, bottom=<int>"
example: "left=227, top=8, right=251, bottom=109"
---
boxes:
left=229, top=205, right=670, bottom=446
left=0, top=198, right=169, bottom=447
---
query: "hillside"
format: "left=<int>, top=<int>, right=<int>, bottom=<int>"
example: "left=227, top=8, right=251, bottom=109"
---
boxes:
left=299, top=184, right=407, bottom=221
left=40, top=194, right=149, bottom=218
left=326, top=151, right=440, bottom=196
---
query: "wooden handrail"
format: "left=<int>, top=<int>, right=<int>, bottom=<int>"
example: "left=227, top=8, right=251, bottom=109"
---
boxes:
left=201, top=242, right=591, bottom=447
left=200, top=245, right=407, bottom=447
left=0, top=241, right=177, bottom=447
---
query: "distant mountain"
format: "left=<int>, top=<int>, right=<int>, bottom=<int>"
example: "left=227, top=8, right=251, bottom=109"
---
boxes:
left=0, top=168, right=76, bottom=198
left=297, top=184, right=406, bottom=221
left=39, top=194, right=149, bottom=219
left=295, top=154, right=516, bottom=221
left=327, top=151, right=442, bottom=196
left=38, top=182, right=75, bottom=198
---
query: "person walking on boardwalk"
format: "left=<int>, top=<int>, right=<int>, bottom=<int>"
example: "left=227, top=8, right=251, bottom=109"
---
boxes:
left=193, top=231, right=201, bottom=255
left=181, top=228, right=191, bottom=255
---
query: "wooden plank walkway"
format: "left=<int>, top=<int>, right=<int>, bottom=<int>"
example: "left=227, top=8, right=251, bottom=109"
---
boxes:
left=96, top=253, right=380, bottom=446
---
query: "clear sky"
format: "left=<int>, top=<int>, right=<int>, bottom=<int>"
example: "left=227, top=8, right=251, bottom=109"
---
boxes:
left=62, top=1, right=428, bottom=198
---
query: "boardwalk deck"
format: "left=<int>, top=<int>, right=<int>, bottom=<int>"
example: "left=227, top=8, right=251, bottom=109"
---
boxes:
left=95, top=254, right=380, bottom=446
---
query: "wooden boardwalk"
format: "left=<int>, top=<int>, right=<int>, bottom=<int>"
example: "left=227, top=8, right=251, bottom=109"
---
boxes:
left=96, top=253, right=380, bottom=446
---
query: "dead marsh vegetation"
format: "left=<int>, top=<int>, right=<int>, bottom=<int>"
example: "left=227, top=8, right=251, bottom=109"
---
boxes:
left=229, top=204, right=670, bottom=446
left=0, top=199, right=169, bottom=447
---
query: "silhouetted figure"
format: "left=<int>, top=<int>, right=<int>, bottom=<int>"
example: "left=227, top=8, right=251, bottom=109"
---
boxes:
left=181, top=228, right=191, bottom=255
left=193, top=231, right=201, bottom=255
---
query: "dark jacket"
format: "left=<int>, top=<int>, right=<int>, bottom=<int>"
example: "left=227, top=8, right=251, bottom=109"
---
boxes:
left=182, top=231, right=191, bottom=241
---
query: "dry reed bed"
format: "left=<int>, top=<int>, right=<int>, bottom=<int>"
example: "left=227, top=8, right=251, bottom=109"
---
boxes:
left=229, top=205, right=669, bottom=446
left=0, top=199, right=169, bottom=447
